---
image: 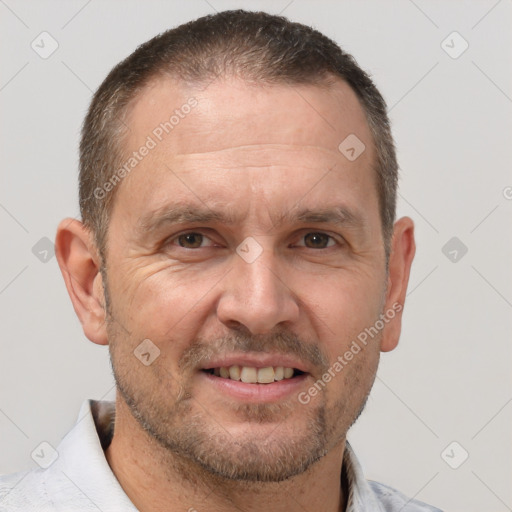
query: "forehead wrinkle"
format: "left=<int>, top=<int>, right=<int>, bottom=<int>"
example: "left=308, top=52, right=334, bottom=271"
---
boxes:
left=170, top=143, right=343, bottom=169
left=173, top=143, right=340, bottom=156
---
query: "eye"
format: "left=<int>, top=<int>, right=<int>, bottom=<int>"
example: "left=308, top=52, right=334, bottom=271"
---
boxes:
left=172, top=232, right=214, bottom=249
left=296, top=232, right=337, bottom=249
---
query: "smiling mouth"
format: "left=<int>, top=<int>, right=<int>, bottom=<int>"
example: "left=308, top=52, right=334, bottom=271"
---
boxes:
left=202, top=366, right=306, bottom=384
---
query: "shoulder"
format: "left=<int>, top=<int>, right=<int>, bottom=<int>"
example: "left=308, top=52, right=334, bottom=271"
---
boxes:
left=369, top=480, right=444, bottom=512
left=0, top=400, right=133, bottom=512
left=0, top=469, right=97, bottom=512
left=0, top=469, right=48, bottom=511
left=0, top=466, right=97, bottom=511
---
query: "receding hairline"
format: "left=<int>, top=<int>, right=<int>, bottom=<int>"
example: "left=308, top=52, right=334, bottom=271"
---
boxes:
left=119, top=69, right=351, bottom=129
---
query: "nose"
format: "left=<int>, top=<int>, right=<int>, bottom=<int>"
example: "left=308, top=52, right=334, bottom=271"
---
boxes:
left=216, top=247, right=300, bottom=335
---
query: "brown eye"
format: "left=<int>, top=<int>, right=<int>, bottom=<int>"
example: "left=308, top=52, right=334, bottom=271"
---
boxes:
left=177, top=232, right=204, bottom=248
left=303, top=233, right=335, bottom=249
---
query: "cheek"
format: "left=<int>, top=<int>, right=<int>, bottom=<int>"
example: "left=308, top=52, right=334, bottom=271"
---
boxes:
left=109, top=262, right=224, bottom=347
left=300, top=269, right=385, bottom=342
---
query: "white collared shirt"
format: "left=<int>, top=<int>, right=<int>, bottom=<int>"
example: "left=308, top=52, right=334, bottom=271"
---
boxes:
left=0, top=400, right=442, bottom=511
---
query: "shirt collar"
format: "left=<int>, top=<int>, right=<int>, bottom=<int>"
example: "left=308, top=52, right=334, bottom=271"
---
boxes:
left=48, top=399, right=137, bottom=511
left=342, top=441, right=386, bottom=512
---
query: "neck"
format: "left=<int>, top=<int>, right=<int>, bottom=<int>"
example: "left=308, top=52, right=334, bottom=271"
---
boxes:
left=105, top=396, right=347, bottom=512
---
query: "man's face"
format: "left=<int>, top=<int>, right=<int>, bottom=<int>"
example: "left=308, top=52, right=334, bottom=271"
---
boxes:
left=103, top=76, right=388, bottom=481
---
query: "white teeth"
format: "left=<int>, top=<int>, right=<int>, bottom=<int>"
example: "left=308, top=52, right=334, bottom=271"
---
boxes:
left=228, top=365, right=241, bottom=381
left=240, top=366, right=258, bottom=383
left=257, top=367, right=275, bottom=384
left=212, top=365, right=297, bottom=383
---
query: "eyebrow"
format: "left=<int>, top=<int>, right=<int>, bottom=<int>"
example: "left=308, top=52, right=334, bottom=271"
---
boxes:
left=137, top=205, right=236, bottom=234
left=136, top=203, right=365, bottom=236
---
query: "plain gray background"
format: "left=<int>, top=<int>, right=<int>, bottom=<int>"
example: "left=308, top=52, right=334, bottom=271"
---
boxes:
left=1, top=1, right=511, bottom=511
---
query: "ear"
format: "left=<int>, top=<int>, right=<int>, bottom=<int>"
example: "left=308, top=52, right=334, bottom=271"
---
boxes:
left=55, top=218, right=108, bottom=345
left=380, top=216, right=416, bottom=352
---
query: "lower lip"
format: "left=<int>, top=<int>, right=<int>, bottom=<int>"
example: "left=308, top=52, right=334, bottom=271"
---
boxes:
left=199, top=371, right=309, bottom=402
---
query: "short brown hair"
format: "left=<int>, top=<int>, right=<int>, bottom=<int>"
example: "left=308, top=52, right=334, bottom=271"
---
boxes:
left=79, top=9, right=397, bottom=261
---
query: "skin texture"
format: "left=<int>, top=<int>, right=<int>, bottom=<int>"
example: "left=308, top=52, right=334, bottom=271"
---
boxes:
left=56, top=76, right=415, bottom=512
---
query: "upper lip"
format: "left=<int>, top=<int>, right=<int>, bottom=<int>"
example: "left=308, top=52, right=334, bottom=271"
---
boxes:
left=200, top=353, right=310, bottom=373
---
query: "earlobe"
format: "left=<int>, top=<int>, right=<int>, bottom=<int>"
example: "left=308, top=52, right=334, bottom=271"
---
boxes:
left=55, top=218, right=109, bottom=345
left=380, top=217, right=416, bottom=353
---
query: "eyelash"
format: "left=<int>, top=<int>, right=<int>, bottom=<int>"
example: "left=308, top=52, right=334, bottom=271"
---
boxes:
left=166, top=230, right=341, bottom=250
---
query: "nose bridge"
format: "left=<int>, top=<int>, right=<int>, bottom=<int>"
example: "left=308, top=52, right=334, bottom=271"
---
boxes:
left=217, top=240, right=299, bottom=334
left=240, top=252, right=280, bottom=307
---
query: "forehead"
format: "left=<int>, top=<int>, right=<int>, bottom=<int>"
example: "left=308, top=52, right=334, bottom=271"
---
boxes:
left=110, top=75, right=377, bottom=234
left=124, top=75, right=373, bottom=156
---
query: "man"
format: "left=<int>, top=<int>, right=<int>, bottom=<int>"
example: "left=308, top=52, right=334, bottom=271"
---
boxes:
left=0, top=9, right=442, bottom=512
